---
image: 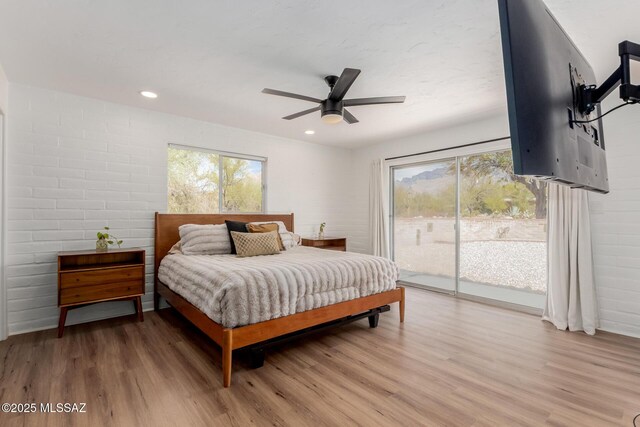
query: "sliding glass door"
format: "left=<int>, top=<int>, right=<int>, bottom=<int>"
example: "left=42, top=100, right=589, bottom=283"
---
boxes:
left=390, top=149, right=547, bottom=308
left=458, top=151, right=547, bottom=307
left=391, top=159, right=457, bottom=292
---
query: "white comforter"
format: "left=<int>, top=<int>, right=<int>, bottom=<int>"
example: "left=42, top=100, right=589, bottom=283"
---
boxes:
left=158, top=246, right=399, bottom=328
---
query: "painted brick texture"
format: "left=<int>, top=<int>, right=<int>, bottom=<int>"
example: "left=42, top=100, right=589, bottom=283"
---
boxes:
left=5, top=84, right=355, bottom=335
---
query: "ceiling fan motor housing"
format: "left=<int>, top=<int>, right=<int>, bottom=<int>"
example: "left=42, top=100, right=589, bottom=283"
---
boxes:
left=321, top=99, right=343, bottom=118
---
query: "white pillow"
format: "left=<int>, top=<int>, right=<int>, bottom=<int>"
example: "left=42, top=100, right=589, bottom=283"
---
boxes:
left=248, top=221, right=296, bottom=249
left=178, top=224, right=231, bottom=255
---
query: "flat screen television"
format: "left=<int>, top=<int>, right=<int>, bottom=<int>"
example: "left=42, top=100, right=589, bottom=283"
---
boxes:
left=498, top=0, right=609, bottom=193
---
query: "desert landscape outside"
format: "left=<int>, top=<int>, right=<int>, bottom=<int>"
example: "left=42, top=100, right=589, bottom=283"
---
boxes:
left=392, top=150, right=547, bottom=300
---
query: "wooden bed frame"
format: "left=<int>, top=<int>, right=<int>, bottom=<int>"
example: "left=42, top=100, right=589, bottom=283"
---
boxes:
left=154, top=212, right=405, bottom=387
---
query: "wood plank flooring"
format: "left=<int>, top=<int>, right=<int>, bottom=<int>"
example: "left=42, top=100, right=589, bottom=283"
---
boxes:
left=1, top=287, right=640, bottom=426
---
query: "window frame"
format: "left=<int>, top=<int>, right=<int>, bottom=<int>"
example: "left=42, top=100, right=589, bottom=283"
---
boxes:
left=168, top=143, right=267, bottom=214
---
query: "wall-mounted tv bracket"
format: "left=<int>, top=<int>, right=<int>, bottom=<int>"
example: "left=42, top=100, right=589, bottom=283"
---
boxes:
left=577, top=40, right=640, bottom=115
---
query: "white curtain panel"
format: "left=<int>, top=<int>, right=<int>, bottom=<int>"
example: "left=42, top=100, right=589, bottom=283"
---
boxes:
left=543, top=183, right=598, bottom=335
left=369, top=159, right=389, bottom=257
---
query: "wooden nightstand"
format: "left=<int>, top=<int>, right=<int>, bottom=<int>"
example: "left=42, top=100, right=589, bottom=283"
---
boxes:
left=57, top=248, right=146, bottom=338
left=301, top=237, right=347, bottom=252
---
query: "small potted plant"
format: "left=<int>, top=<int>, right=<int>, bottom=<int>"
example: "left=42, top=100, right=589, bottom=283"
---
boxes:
left=96, top=227, right=123, bottom=252
left=318, top=222, right=326, bottom=240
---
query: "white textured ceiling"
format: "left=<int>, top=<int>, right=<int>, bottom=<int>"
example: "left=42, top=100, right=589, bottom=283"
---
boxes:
left=0, top=0, right=638, bottom=147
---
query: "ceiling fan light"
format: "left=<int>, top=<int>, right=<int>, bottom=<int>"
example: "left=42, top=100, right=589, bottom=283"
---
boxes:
left=321, top=112, right=343, bottom=124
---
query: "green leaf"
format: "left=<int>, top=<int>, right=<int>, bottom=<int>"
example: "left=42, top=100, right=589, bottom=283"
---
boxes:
left=117, top=240, right=123, bottom=244
left=107, top=240, right=114, bottom=244
left=104, top=226, right=110, bottom=230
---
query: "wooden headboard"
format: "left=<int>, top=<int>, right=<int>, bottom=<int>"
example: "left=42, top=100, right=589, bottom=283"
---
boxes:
left=154, top=212, right=294, bottom=283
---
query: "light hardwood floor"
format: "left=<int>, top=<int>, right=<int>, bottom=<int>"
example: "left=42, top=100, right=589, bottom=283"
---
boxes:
left=1, top=287, right=640, bottom=426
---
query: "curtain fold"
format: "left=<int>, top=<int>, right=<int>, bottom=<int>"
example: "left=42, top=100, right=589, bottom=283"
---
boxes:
left=543, top=183, right=598, bottom=335
left=369, top=159, right=389, bottom=257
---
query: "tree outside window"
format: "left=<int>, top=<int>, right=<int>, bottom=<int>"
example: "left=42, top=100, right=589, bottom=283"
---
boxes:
left=168, top=147, right=264, bottom=213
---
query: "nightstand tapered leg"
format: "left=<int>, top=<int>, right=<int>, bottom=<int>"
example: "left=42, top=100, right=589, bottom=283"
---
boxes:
left=135, top=296, right=144, bottom=322
left=57, top=307, right=68, bottom=338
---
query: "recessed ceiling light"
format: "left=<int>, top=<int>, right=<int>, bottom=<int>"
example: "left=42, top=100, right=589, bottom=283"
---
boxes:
left=140, top=91, right=158, bottom=99
left=304, top=130, right=315, bottom=135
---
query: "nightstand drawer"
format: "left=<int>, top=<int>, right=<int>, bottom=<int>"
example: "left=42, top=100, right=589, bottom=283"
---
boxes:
left=60, top=266, right=143, bottom=289
left=321, top=245, right=346, bottom=251
left=301, top=237, right=347, bottom=252
left=60, top=280, right=144, bottom=305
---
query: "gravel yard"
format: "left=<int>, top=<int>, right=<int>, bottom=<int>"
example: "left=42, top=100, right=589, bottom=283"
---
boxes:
left=394, top=218, right=547, bottom=294
left=460, top=241, right=546, bottom=293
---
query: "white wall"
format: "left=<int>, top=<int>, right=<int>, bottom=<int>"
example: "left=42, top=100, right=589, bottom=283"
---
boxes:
left=352, top=107, right=640, bottom=338
left=5, top=83, right=354, bottom=335
left=0, top=64, right=8, bottom=340
left=0, top=64, right=7, bottom=112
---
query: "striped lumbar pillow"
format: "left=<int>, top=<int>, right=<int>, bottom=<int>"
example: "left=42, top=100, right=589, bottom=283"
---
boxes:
left=231, top=231, right=281, bottom=257
left=246, top=222, right=285, bottom=251
left=178, top=224, right=231, bottom=255
left=248, top=221, right=296, bottom=249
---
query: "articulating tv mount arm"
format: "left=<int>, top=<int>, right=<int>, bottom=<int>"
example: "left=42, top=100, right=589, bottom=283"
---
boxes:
left=578, top=40, right=640, bottom=115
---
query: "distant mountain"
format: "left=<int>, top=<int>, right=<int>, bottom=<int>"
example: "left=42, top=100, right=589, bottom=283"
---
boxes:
left=397, top=167, right=447, bottom=186
left=395, top=166, right=454, bottom=194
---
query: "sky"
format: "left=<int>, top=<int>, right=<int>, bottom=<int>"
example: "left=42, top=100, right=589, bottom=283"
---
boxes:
left=247, top=160, right=262, bottom=175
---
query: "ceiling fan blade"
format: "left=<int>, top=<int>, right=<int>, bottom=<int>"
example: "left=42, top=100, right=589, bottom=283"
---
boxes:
left=282, top=106, right=321, bottom=120
left=343, top=96, right=406, bottom=106
left=328, top=68, right=361, bottom=101
left=343, top=109, right=359, bottom=124
left=262, top=88, right=322, bottom=104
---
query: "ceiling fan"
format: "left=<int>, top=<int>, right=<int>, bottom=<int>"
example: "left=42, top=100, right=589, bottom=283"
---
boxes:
left=262, top=68, right=406, bottom=124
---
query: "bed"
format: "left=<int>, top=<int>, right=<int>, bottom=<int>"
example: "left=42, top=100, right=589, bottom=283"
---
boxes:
left=154, top=212, right=405, bottom=387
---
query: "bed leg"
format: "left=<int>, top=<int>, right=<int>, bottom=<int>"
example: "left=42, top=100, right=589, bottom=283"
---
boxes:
left=368, top=313, right=380, bottom=328
left=399, top=287, right=405, bottom=323
left=222, top=329, right=233, bottom=388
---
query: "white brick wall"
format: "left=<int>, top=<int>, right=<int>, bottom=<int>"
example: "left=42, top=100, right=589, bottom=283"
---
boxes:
left=5, top=83, right=355, bottom=335
left=588, top=98, right=640, bottom=338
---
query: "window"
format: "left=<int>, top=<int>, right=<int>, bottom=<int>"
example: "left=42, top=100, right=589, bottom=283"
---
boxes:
left=167, top=145, right=265, bottom=213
